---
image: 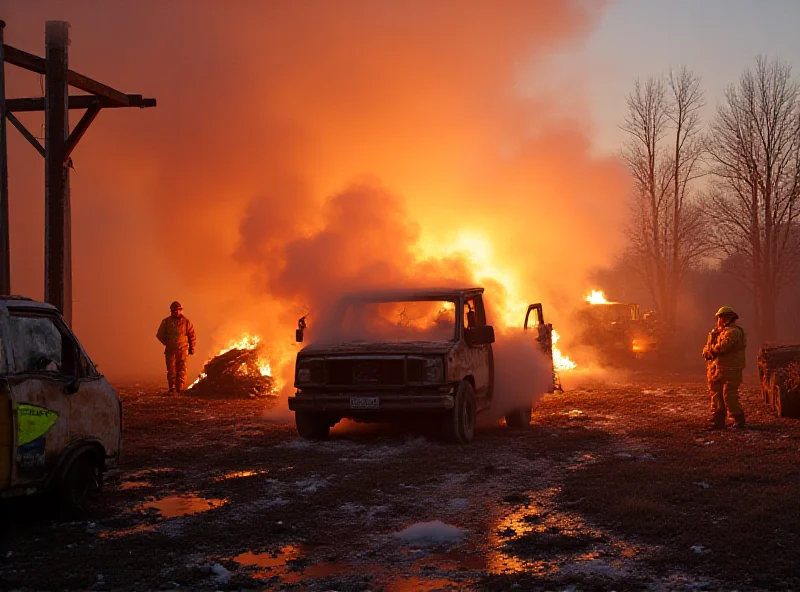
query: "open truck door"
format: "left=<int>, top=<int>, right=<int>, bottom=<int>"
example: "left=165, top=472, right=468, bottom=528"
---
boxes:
left=524, top=303, right=562, bottom=393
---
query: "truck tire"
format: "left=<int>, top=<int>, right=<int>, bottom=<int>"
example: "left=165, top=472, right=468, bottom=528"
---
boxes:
left=58, top=453, right=100, bottom=517
left=295, top=412, right=331, bottom=440
left=442, top=381, right=476, bottom=444
left=505, top=406, right=532, bottom=428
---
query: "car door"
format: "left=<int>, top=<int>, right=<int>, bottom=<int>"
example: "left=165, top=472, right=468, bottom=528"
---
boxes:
left=464, top=295, right=492, bottom=404
left=524, top=303, right=557, bottom=393
left=4, top=310, right=74, bottom=484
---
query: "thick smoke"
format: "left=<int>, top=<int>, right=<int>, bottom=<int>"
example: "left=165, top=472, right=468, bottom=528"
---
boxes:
left=2, top=1, right=627, bottom=381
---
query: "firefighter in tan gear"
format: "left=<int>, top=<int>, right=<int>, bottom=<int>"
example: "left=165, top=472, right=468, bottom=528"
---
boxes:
left=702, top=306, right=747, bottom=429
left=156, top=301, right=197, bottom=393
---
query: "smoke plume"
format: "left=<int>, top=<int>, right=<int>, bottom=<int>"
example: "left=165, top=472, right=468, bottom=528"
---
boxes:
left=2, top=1, right=628, bottom=381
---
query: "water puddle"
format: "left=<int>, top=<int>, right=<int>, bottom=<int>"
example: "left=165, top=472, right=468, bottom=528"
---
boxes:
left=137, top=493, right=227, bottom=518
left=215, top=469, right=269, bottom=481
left=97, top=524, right=157, bottom=539
left=119, top=480, right=152, bottom=490
left=234, top=545, right=349, bottom=583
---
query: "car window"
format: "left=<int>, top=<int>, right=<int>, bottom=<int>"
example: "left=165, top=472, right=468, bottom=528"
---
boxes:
left=7, top=314, right=78, bottom=376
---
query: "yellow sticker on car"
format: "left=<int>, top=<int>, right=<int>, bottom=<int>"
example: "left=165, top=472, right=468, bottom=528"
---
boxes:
left=15, top=404, right=59, bottom=446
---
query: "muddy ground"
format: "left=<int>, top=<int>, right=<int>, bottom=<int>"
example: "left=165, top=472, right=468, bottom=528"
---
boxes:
left=1, top=373, right=799, bottom=591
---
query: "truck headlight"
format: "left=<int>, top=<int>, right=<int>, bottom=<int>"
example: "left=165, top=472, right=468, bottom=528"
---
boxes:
left=295, top=358, right=323, bottom=385
left=425, top=357, right=444, bottom=383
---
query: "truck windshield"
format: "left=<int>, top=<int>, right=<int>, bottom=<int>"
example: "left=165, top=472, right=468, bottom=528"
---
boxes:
left=334, top=299, right=457, bottom=343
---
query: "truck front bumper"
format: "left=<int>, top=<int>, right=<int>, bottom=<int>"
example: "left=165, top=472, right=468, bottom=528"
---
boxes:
left=288, top=391, right=455, bottom=413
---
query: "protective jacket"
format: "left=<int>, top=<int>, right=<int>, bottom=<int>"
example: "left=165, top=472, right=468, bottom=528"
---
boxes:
left=705, top=322, right=746, bottom=373
left=157, top=315, right=197, bottom=351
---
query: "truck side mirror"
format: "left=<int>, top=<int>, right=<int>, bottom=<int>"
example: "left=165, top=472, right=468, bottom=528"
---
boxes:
left=465, top=325, right=495, bottom=346
left=63, top=378, right=80, bottom=395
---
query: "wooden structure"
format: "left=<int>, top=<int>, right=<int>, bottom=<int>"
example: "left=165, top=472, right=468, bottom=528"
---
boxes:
left=757, top=344, right=800, bottom=418
left=0, top=20, right=156, bottom=326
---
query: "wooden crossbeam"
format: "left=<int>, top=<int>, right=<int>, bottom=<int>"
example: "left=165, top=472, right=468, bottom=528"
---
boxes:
left=6, top=94, right=156, bottom=112
left=3, top=42, right=132, bottom=106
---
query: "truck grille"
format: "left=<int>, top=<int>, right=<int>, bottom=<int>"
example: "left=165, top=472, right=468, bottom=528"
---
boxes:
left=326, top=359, right=405, bottom=386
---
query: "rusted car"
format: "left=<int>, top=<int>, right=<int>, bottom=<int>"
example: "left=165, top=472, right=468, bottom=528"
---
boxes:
left=288, top=287, right=557, bottom=443
left=0, top=296, right=121, bottom=513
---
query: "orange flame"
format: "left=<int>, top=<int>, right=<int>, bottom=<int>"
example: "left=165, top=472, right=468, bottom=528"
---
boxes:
left=188, top=333, right=274, bottom=389
left=552, top=330, right=576, bottom=371
left=585, top=289, right=611, bottom=305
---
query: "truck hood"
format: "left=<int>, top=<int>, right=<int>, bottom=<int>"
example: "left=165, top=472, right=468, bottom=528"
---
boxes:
left=299, top=341, right=456, bottom=356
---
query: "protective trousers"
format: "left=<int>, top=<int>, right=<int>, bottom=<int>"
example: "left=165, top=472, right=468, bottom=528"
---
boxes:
left=708, top=369, right=743, bottom=417
left=165, top=347, right=189, bottom=392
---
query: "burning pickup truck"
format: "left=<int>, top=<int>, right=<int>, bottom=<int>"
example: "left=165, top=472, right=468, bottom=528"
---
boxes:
left=288, top=287, right=558, bottom=443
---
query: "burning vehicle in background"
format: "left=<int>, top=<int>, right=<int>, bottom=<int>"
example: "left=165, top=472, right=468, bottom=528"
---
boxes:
left=288, top=287, right=559, bottom=443
left=574, top=290, right=660, bottom=366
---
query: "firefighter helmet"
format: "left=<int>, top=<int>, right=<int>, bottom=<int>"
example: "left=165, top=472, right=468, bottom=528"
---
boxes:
left=170, top=301, right=182, bottom=310
left=715, top=306, right=737, bottom=318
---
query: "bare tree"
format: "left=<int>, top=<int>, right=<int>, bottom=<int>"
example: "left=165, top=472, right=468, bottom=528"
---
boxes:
left=706, top=57, right=800, bottom=341
left=621, top=67, right=706, bottom=325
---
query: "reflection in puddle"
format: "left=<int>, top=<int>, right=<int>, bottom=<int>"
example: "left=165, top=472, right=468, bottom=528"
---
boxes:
left=138, top=494, right=227, bottom=518
left=97, top=524, right=157, bottom=539
left=216, top=469, right=269, bottom=481
left=485, top=487, right=628, bottom=577
left=235, top=546, right=349, bottom=584
left=119, top=480, right=152, bottom=490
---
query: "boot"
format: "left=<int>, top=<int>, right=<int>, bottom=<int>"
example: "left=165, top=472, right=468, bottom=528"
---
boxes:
left=728, top=413, right=745, bottom=430
left=707, top=411, right=726, bottom=430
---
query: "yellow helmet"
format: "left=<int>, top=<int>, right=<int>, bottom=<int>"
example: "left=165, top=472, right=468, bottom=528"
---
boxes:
left=715, top=306, right=737, bottom=318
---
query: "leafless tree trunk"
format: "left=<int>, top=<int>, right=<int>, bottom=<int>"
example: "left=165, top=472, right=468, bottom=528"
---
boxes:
left=707, top=57, right=800, bottom=342
left=621, top=69, right=706, bottom=325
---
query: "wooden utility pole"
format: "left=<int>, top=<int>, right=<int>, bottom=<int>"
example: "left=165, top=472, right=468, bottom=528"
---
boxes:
left=1, top=20, right=156, bottom=325
left=0, top=21, right=10, bottom=296
left=44, top=21, right=71, bottom=326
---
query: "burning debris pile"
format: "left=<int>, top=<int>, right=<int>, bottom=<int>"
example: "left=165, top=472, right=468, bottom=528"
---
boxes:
left=188, top=335, right=277, bottom=398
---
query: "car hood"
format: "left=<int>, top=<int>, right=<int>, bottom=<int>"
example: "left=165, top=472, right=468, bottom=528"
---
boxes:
left=298, top=341, right=456, bottom=356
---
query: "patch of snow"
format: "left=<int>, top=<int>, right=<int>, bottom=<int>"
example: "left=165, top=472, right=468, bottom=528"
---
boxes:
left=690, top=544, right=708, bottom=554
left=296, top=475, right=327, bottom=493
left=448, top=498, right=469, bottom=512
left=694, top=481, right=712, bottom=489
left=637, top=454, right=656, bottom=461
left=440, top=473, right=469, bottom=485
left=614, top=452, right=634, bottom=460
left=210, top=563, right=231, bottom=584
left=393, top=521, right=465, bottom=545
left=642, top=389, right=665, bottom=395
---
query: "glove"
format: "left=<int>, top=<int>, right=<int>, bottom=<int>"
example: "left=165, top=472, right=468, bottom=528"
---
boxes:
left=188, top=348, right=195, bottom=356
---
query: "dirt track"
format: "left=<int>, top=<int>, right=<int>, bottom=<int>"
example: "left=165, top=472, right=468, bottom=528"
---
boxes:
left=1, top=373, right=799, bottom=591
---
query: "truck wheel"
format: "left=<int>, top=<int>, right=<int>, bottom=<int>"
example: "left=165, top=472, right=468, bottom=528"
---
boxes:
left=295, top=412, right=331, bottom=440
left=442, top=381, right=476, bottom=444
left=58, top=454, right=100, bottom=517
left=505, top=406, right=532, bottom=428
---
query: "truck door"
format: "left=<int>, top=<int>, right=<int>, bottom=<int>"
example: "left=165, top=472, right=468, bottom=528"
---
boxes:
left=464, top=295, right=492, bottom=403
left=524, top=303, right=558, bottom=393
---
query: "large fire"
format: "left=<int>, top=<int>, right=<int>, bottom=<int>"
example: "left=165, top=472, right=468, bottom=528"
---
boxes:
left=189, top=334, right=273, bottom=390
left=203, top=232, right=577, bottom=390
left=586, top=289, right=611, bottom=305
left=419, top=230, right=577, bottom=372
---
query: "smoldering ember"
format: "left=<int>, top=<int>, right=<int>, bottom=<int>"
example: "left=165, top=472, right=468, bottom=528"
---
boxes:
left=2, top=2, right=800, bottom=592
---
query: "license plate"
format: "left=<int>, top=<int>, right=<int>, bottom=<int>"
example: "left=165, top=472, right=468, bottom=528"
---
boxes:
left=350, top=396, right=379, bottom=410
